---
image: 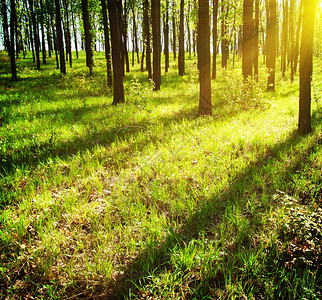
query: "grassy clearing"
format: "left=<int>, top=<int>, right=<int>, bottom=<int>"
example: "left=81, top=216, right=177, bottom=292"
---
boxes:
left=0, top=52, right=321, bottom=299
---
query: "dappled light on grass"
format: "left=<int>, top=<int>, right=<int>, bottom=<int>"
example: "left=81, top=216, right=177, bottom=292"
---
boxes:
left=0, top=52, right=321, bottom=299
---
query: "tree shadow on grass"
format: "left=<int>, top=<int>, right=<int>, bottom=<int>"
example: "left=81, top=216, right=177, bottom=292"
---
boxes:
left=94, top=111, right=322, bottom=299
left=0, top=77, right=248, bottom=182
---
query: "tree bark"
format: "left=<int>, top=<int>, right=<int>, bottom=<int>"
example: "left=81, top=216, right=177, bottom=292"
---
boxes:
left=9, top=0, right=17, bottom=80
left=198, top=0, right=212, bottom=116
left=212, top=0, right=218, bottom=79
left=55, top=0, right=66, bottom=74
left=107, top=0, right=125, bottom=105
left=101, top=0, right=112, bottom=87
left=164, top=0, right=169, bottom=72
left=143, top=0, right=152, bottom=78
left=254, top=0, right=259, bottom=81
left=62, top=0, right=72, bottom=67
left=81, top=0, right=94, bottom=77
left=178, top=0, right=184, bottom=76
left=152, top=0, right=161, bottom=90
left=294, top=1, right=303, bottom=74
left=242, top=0, right=253, bottom=80
left=221, top=1, right=227, bottom=69
left=289, top=0, right=295, bottom=82
left=71, top=8, right=79, bottom=59
left=1, top=0, right=10, bottom=52
left=172, top=0, right=177, bottom=60
left=133, top=8, right=139, bottom=64
left=281, top=0, right=288, bottom=77
left=266, top=0, right=276, bottom=91
left=28, top=0, right=41, bottom=70
left=186, top=0, right=191, bottom=59
left=121, top=2, right=129, bottom=73
left=39, top=0, right=47, bottom=65
left=299, top=0, right=317, bottom=135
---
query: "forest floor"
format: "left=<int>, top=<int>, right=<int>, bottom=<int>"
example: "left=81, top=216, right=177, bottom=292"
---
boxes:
left=0, top=51, right=321, bottom=299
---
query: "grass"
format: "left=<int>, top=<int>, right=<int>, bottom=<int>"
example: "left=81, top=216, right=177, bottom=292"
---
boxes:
left=0, top=50, right=321, bottom=299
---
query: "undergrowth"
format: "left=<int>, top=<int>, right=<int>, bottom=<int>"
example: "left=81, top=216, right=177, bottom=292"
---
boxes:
left=0, top=52, right=321, bottom=299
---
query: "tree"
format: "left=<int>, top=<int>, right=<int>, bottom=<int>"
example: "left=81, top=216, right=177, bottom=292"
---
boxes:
left=9, top=0, right=17, bottom=80
left=152, top=0, right=161, bottom=90
left=294, top=1, right=303, bottom=73
left=221, top=1, right=228, bottom=69
left=164, top=0, right=169, bottom=72
left=242, top=0, right=253, bottom=80
left=212, top=0, right=218, bottom=79
left=172, top=0, right=177, bottom=60
left=1, top=0, right=10, bottom=52
left=121, top=1, right=130, bottom=74
left=298, top=0, right=317, bottom=135
left=28, top=0, right=41, bottom=70
left=281, top=0, right=288, bottom=77
left=55, top=0, right=66, bottom=74
left=289, top=0, right=295, bottom=82
left=62, top=0, right=72, bottom=67
left=253, top=0, right=259, bottom=81
left=107, top=0, right=125, bottom=105
left=178, top=0, right=185, bottom=75
left=71, top=5, right=78, bottom=59
left=100, top=0, right=112, bottom=87
left=81, top=0, right=94, bottom=77
left=143, top=0, right=152, bottom=78
left=198, top=0, right=212, bottom=116
left=266, top=0, right=276, bottom=90
left=40, top=0, right=47, bottom=65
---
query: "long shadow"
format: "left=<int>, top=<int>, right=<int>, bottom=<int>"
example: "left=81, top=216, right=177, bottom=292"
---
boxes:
left=0, top=103, right=199, bottom=180
left=96, top=111, right=321, bottom=299
left=0, top=79, right=248, bottom=180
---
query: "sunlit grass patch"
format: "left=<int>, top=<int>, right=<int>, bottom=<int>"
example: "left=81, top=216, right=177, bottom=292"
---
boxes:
left=0, top=51, right=321, bottom=299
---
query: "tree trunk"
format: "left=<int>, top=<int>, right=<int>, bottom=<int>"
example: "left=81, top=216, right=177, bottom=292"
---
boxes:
left=172, top=0, right=177, bottom=60
left=221, top=1, right=226, bottom=69
left=133, top=9, right=139, bottom=64
left=186, top=0, right=191, bottom=59
left=294, top=1, right=303, bottom=73
left=131, top=11, right=135, bottom=66
left=281, top=0, right=288, bottom=77
left=40, top=0, right=46, bottom=65
left=28, top=0, right=41, bottom=70
left=81, top=0, right=94, bottom=77
left=242, top=0, right=253, bottom=80
left=107, top=0, right=125, bottom=105
left=1, top=0, right=10, bottom=52
left=178, top=0, right=184, bottom=76
left=46, top=13, right=52, bottom=59
left=164, top=0, right=169, bottom=72
left=232, top=4, right=237, bottom=68
left=143, top=0, right=152, bottom=78
left=198, top=0, right=212, bottom=116
left=9, top=0, right=17, bottom=80
left=62, top=0, right=72, bottom=67
left=121, top=2, right=129, bottom=73
left=212, top=0, right=218, bottom=79
left=254, top=0, right=259, bottom=81
left=289, top=0, right=295, bottom=81
left=71, top=8, right=79, bottom=59
left=55, top=0, right=66, bottom=74
left=299, top=0, right=317, bottom=135
left=101, top=0, right=112, bottom=87
left=266, top=0, right=276, bottom=91
left=26, top=5, right=35, bottom=63
left=152, top=0, right=161, bottom=90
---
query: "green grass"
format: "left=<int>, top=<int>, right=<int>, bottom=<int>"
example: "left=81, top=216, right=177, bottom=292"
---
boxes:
left=0, top=51, right=321, bottom=299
